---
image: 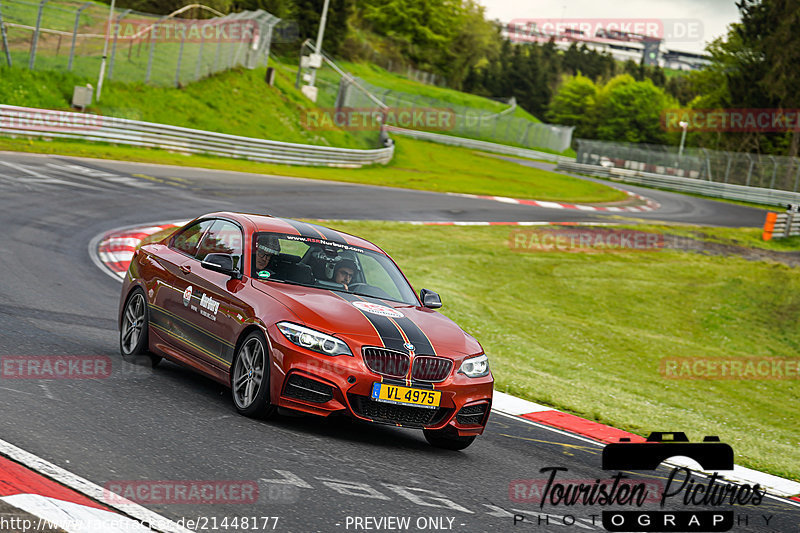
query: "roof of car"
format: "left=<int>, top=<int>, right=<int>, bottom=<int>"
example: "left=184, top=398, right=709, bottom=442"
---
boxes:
left=201, top=212, right=385, bottom=254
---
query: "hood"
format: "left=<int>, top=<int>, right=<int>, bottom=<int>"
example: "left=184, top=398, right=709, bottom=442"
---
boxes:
left=252, top=280, right=481, bottom=357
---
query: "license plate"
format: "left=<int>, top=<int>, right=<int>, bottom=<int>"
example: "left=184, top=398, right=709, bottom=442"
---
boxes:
left=371, top=383, right=441, bottom=409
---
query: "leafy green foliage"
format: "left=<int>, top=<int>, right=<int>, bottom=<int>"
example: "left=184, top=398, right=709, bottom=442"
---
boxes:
left=547, top=74, right=676, bottom=144
left=546, top=75, right=597, bottom=139
left=593, top=75, right=675, bottom=144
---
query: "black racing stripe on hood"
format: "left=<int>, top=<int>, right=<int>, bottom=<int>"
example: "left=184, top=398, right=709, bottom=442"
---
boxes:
left=358, top=296, right=436, bottom=355
left=277, top=218, right=345, bottom=244
left=333, top=292, right=408, bottom=353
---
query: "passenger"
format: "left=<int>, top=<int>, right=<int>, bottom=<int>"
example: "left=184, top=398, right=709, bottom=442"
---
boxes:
left=333, top=259, right=357, bottom=290
left=254, top=235, right=281, bottom=279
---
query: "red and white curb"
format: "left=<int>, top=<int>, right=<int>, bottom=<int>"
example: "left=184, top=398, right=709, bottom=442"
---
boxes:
left=0, top=439, right=190, bottom=533
left=491, top=392, right=800, bottom=502
left=91, top=221, right=800, bottom=504
left=450, top=190, right=660, bottom=212
left=91, top=221, right=188, bottom=281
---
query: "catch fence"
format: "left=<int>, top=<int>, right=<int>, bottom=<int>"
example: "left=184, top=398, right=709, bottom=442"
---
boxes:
left=0, top=0, right=282, bottom=87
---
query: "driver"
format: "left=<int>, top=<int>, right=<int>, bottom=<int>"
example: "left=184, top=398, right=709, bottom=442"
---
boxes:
left=254, top=234, right=281, bottom=279
left=333, top=259, right=357, bottom=290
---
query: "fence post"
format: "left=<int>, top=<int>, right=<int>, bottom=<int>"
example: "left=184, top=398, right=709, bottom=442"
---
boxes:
left=194, top=32, right=205, bottom=80
left=794, top=159, right=800, bottom=192
left=175, top=20, right=186, bottom=86
left=68, top=2, right=92, bottom=71
left=769, top=156, right=778, bottom=189
left=702, top=148, right=713, bottom=181
left=29, top=0, right=48, bottom=70
left=746, top=155, right=754, bottom=187
left=108, top=9, right=130, bottom=80
left=0, top=1, right=11, bottom=67
left=145, top=18, right=162, bottom=83
left=518, top=121, right=532, bottom=146
left=723, top=153, right=733, bottom=184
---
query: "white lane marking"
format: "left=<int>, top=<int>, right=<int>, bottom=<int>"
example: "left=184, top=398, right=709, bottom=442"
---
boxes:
left=38, top=382, right=58, bottom=401
left=0, top=494, right=152, bottom=533
left=0, top=161, right=99, bottom=189
left=382, top=484, right=473, bottom=513
left=47, top=163, right=155, bottom=189
left=315, top=478, right=390, bottom=500
left=0, top=439, right=192, bottom=533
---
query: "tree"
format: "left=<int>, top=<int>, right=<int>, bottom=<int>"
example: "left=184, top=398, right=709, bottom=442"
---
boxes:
left=546, top=75, right=598, bottom=139
left=593, top=75, right=674, bottom=144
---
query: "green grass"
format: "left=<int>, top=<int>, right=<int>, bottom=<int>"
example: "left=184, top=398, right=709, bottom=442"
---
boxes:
left=312, top=221, right=800, bottom=481
left=0, top=135, right=626, bottom=203
left=273, top=57, right=569, bottom=153
left=0, top=64, right=376, bottom=148
left=316, top=60, right=540, bottom=122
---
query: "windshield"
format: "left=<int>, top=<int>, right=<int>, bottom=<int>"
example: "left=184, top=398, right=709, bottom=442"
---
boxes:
left=251, top=232, right=418, bottom=306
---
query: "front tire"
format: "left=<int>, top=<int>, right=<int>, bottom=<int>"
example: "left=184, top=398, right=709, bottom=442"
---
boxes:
left=119, top=288, right=162, bottom=367
left=231, top=331, right=275, bottom=418
left=423, top=428, right=477, bottom=451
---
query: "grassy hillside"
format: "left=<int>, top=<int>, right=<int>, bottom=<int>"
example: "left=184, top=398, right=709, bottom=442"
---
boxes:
left=0, top=64, right=376, bottom=149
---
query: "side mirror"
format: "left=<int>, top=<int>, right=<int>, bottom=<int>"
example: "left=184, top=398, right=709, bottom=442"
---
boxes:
left=420, top=288, right=442, bottom=309
left=201, top=253, right=241, bottom=279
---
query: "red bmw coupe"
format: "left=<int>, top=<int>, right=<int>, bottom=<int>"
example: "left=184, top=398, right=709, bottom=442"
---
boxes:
left=118, top=212, right=493, bottom=449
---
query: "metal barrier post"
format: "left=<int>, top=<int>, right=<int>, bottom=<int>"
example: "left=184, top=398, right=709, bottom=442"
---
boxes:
left=794, top=161, right=800, bottom=192
left=0, top=0, right=11, bottom=67
left=145, top=18, right=163, bottom=83
left=108, top=9, right=130, bottom=80
left=723, top=153, right=733, bottom=183
left=29, top=0, right=48, bottom=70
left=68, top=3, right=92, bottom=71
left=175, top=20, right=186, bottom=86
left=769, top=156, right=778, bottom=189
left=194, top=33, right=205, bottom=80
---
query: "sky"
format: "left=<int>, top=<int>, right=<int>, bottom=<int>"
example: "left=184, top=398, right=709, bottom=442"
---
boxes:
left=477, top=0, right=742, bottom=54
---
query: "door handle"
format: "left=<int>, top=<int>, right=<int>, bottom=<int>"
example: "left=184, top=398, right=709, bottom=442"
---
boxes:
left=180, top=265, right=191, bottom=274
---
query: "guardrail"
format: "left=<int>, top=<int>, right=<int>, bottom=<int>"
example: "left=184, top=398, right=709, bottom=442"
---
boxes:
left=385, top=127, right=573, bottom=163
left=763, top=211, right=800, bottom=240
left=558, top=161, right=800, bottom=208
left=0, top=105, right=393, bottom=168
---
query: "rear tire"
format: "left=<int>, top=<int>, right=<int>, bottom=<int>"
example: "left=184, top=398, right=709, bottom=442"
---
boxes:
left=423, top=428, right=477, bottom=451
left=231, top=331, right=276, bottom=419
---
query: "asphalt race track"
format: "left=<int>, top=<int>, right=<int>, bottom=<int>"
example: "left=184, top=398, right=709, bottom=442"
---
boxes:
left=0, top=151, right=795, bottom=532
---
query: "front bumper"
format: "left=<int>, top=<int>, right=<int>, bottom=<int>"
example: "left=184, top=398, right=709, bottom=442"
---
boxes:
left=268, top=327, right=493, bottom=436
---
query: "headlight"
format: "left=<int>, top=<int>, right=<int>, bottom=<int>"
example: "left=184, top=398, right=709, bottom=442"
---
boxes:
left=458, top=354, right=490, bottom=378
left=277, top=322, right=352, bottom=357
